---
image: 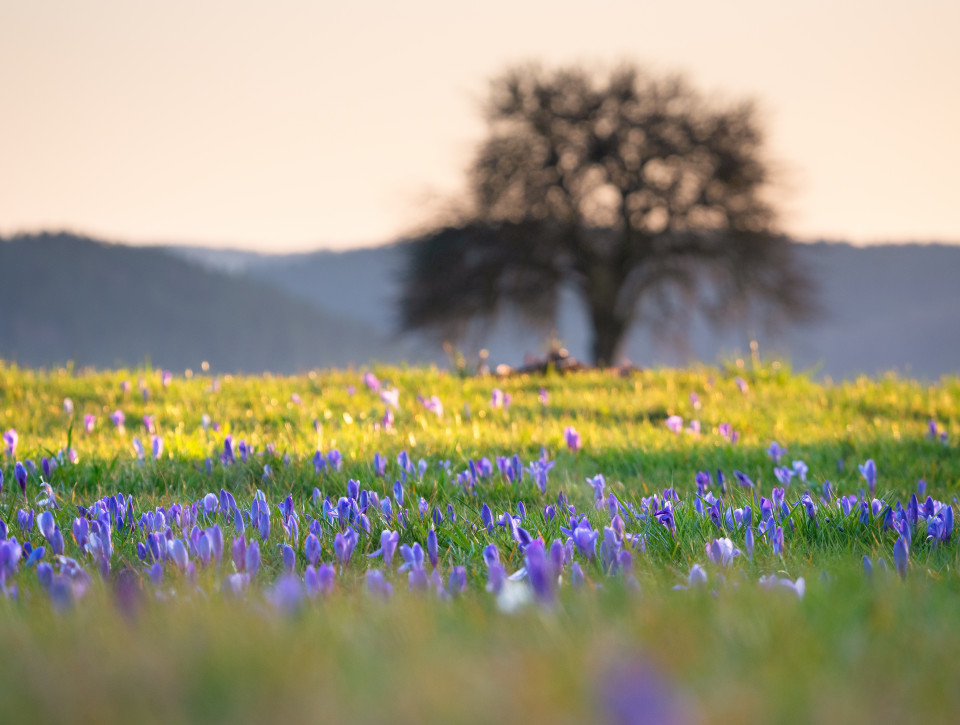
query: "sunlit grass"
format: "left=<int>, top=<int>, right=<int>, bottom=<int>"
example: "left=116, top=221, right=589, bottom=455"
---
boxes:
left=0, top=360, right=958, bottom=724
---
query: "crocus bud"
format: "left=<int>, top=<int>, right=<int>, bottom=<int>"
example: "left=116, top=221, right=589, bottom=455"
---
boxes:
left=15, top=462, right=28, bottom=502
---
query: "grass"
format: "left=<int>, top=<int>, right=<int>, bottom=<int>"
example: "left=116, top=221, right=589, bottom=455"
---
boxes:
left=0, top=359, right=958, bottom=724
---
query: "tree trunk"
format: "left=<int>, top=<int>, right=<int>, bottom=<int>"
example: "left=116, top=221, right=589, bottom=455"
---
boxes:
left=590, top=309, right=627, bottom=368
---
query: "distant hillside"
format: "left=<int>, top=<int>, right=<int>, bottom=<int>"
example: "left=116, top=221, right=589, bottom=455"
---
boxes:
left=4, top=233, right=958, bottom=379
left=0, top=233, right=399, bottom=372
left=172, top=239, right=960, bottom=380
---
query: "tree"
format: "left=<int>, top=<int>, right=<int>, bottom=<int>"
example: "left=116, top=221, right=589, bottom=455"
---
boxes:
left=399, top=63, right=815, bottom=366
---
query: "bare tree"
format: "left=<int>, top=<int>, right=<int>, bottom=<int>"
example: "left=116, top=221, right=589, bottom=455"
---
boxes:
left=399, top=63, right=815, bottom=366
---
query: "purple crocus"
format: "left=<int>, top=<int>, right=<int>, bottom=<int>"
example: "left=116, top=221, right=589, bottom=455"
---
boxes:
left=279, top=544, right=296, bottom=573
left=380, top=387, right=400, bottom=410
left=687, top=564, right=708, bottom=588
left=305, top=563, right=336, bottom=598
left=15, top=461, right=28, bottom=503
left=3, top=429, right=17, bottom=456
left=151, top=435, right=163, bottom=460
left=369, top=530, right=400, bottom=566
left=304, top=534, right=321, bottom=567
left=564, top=426, right=582, bottom=452
left=665, top=415, right=683, bottom=434
left=245, top=540, right=261, bottom=578
left=569, top=520, right=599, bottom=561
left=767, top=441, right=786, bottom=464
left=83, top=415, right=96, bottom=434
left=772, top=526, right=784, bottom=556
left=446, top=566, right=467, bottom=598
left=427, top=528, right=439, bottom=569
left=524, top=540, right=554, bottom=605
left=373, top=452, right=387, bottom=477
left=334, top=529, right=358, bottom=567
left=859, top=459, right=877, bottom=493
left=18, top=508, right=34, bottom=535
left=705, top=538, right=740, bottom=567
left=893, top=536, right=909, bottom=580
left=759, top=575, right=805, bottom=599
left=365, top=569, right=393, bottom=600
left=110, top=410, right=125, bottom=430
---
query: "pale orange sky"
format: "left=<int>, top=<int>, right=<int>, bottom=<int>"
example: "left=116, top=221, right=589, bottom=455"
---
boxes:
left=2, top=0, right=958, bottom=252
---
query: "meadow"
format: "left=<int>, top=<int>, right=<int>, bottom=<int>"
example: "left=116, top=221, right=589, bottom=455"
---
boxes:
left=0, top=359, right=958, bottom=724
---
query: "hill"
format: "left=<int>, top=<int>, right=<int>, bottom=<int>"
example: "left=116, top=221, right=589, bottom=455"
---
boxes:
left=4, top=232, right=959, bottom=378
left=192, top=239, right=960, bottom=380
left=0, top=232, right=399, bottom=372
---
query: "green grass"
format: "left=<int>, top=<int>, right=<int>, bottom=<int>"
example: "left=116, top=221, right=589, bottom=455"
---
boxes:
left=0, top=359, right=958, bottom=724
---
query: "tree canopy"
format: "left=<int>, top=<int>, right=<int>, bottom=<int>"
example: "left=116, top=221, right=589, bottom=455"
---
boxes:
left=399, top=63, right=815, bottom=365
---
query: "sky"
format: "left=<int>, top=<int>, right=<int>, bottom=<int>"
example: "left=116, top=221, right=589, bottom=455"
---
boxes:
left=1, top=0, right=958, bottom=252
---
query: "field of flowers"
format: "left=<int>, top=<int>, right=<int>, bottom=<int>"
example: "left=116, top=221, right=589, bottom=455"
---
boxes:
left=0, top=360, right=958, bottom=724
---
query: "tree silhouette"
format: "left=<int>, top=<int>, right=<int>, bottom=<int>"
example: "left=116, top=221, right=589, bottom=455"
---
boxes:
left=399, top=63, right=815, bottom=365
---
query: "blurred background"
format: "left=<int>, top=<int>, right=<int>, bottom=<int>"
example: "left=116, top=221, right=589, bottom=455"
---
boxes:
left=1, top=0, right=958, bottom=378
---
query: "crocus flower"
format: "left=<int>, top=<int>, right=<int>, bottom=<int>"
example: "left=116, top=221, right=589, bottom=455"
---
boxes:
left=687, top=564, right=708, bottom=587
left=110, top=410, right=125, bottom=430
left=363, top=371, right=381, bottom=391
left=427, top=528, right=439, bottom=569
left=486, top=561, right=506, bottom=594
left=169, top=539, right=189, bottom=571
left=446, top=567, right=467, bottom=598
left=380, top=387, right=400, bottom=410
left=334, top=529, right=358, bottom=566
left=268, top=575, right=304, bottom=614
left=893, top=536, right=909, bottom=580
left=3, top=429, right=17, bottom=456
left=223, top=573, right=250, bottom=597
left=480, top=503, right=495, bottom=533
left=305, top=563, right=336, bottom=598
left=38, top=511, right=56, bottom=540
left=564, top=426, right=582, bottom=452
left=767, top=441, right=786, bottom=464
left=422, top=395, right=444, bottom=419
left=759, top=575, right=805, bottom=599
left=369, top=530, right=400, bottom=566
left=859, top=459, right=877, bottom=494
left=281, top=544, right=296, bottom=573
left=706, top=538, right=740, bottom=567
left=83, top=414, right=96, bottom=434
left=15, top=461, right=28, bottom=503
left=772, top=526, right=784, bottom=556
left=570, top=521, right=599, bottom=561
left=304, top=534, right=322, bottom=567
left=17, top=509, right=34, bottom=535
left=665, top=415, right=683, bottom=434
left=365, top=569, right=393, bottom=600
left=63, top=398, right=74, bottom=415
left=151, top=435, right=163, bottom=460
left=373, top=452, right=386, bottom=477
left=773, top=466, right=794, bottom=486
left=735, top=376, right=749, bottom=394
left=538, top=388, right=549, bottom=405
left=525, top=541, right=554, bottom=605
left=245, top=540, right=261, bottom=578
left=717, top=423, right=736, bottom=442
left=792, top=460, right=808, bottom=482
